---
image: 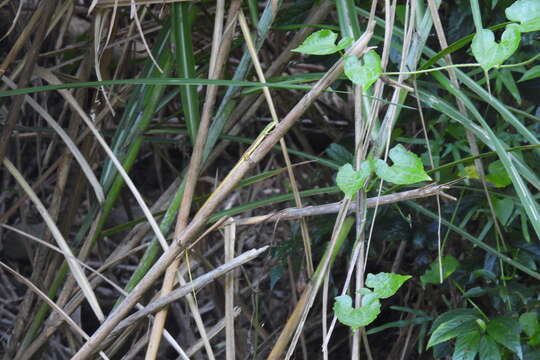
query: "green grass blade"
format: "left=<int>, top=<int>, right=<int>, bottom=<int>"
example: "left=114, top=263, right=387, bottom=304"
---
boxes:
left=0, top=78, right=314, bottom=99
left=417, top=89, right=540, bottom=191
left=420, top=83, right=540, bottom=241
left=172, top=3, right=200, bottom=145
left=407, top=201, right=540, bottom=281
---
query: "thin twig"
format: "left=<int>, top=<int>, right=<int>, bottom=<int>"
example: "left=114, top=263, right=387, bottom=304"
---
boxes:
left=233, top=183, right=454, bottom=227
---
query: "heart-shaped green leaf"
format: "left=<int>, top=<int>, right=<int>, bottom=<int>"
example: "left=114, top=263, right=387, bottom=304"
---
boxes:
left=292, top=30, right=353, bottom=55
left=336, top=162, right=372, bottom=198
left=334, top=272, right=411, bottom=331
left=375, top=144, right=431, bottom=185
left=471, top=24, right=521, bottom=71
left=506, top=0, right=540, bottom=32
left=344, top=50, right=382, bottom=91
left=334, top=294, right=381, bottom=331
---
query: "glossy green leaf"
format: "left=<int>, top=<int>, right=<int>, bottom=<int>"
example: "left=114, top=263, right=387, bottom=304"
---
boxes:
left=365, top=272, right=412, bottom=299
left=493, top=197, right=514, bottom=226
left=344, top=50, right=382, bottom=91
left=336, top=162, right=372, bottom=198
left=375, top=144, right=431, bottom=185
left=479, top=336, right=501, bottom=360
left=519, top=65, right=540, bottom=82
left=430, top=309, right=481, bottom=335
left=428, top=318, right=480, bottom=348
left=486, top=160, right=512, bottom=188
left=291, top=30, right=353, bottom=55
left=420, top=255, right=460, bottom=286
left=334, top=293, right=381, bottom=331
left=453, top=331, right=481, bottom=360
left=486, top=316, right=523, bottom=359
left=505, top=0, right=540, bottom=32
left=471, top=24, right=521, bottom=71
left=519, top=312, right=539, bottom=338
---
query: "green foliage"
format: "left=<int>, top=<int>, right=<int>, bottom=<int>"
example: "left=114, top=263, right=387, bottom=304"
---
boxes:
left=296, top=0, right=540, bottom=358
left=420, top=255, right=460, bottom=287
left=428, top=314, right=482, bottom=348
left=471, top=24, right=521, bottom=71
left=293, top=30, right=382, bottom=91
left=428, top=311, right=525, bottom=360
left=8, top=0, right=540, bottom=358
left=336, top=144, right=430, bottom=197
left=375, top=144, right=432, bottom=185
left=493, top=197, right=514, bottom=226
left=334, top=272, right=411, bottom=331
left=291, top=29, right=352, bottom=55
left=453, top=330, right=481, bottom=360
left=505, top=0, right=540, bottom=32
left=496, top=69, right=522, bottom=104
left=459, top=160, right=512, bottom=188
left=325, top=143, right=353, bottom=165
left=520, top=312, right=540, bottom=346
left=519, top=65, right=540, bottom=82
left=485, top=160, right=512, bottom=188
left=479, top=336, right=501, bottom=360
left=365, top=272, right=412, bottom=299
left=486, top=316, right=523, bottom=359
left=334, top=292, right=381, bottom=331
left=343, top=50, right=382, bottom=92
left=336, top=162, right=371, bottom=198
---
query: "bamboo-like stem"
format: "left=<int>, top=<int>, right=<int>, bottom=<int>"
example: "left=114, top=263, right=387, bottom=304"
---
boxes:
left=224, top=221, right=236, bottom=360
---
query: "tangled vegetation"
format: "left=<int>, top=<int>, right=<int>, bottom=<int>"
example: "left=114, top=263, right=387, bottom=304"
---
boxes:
left=0, top=0, right=539, bottom=359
